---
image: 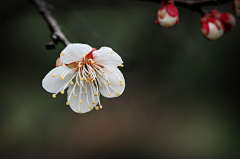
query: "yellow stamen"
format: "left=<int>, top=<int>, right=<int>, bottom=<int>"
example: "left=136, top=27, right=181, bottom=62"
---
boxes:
left=100, top=105, right=103, bottom=109
left=52, top=94, right=56, bottom=98
left=89, top=105, right=92, bottom=109
left=120, top=83, right=123, bottom=86
left=61, top=53, right=65, bottom=56
left=108, top=93, right=111, bottom=96
left=80, top=100, right=83, bottom=103
left=116, top=92, right=120, bottom=96
left=80, top=78, right=84, bottom=81
left=101, top=86, right=103, bottom=88
left=92, top=102, right=96, bottom=104
left=88, top=85, right=90, bottom=87
left=79, top=110, right=81, bottom=114
left=78, top=65, right=82, bottom=68
left=107, top=82, right=110, bottom=85
left=61, top=90, right=64, bottom=94
left=94, top=93, right=98, bottom=96
left=110, top=51, right=113, bottom=54
left=81, top=93, right=83, bottom=95
left=91, top=61, right=95, bottom=64
left=119, top=80, right=122, bottom=83
left=85, top=93, right=87, bottom=95
left=74, top=95, right=77, bottom=98
left=82, top=54, right=86, bottom=57
left=70, top=81, right=74, bottom=85
left=84, top=88, right=86, bottom=90
left=66, top=102, right=69, bottom=105
left=78, top=84, right=80, bottom=87
left=95, top=106, right=99, bottom=110
left=52, top=74, right=56, bottom=77
left=110, top=71, right=113, bottom=73
left=83, top=85, right=85, bottom=87
left=120, top=64, right=124, bottom=67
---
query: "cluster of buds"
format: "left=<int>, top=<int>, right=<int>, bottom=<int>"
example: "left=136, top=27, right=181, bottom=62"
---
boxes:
left=200, top=9, right=236, bottom=40
left=155, top=0, right=179, bottom=29
left=233, top=0, right=240, bottom=17
left=155, top=0, right=239, bottom=41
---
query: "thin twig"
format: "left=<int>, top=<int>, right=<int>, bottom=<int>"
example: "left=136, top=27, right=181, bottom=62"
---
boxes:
left=30, top=0, right=70, bottom=49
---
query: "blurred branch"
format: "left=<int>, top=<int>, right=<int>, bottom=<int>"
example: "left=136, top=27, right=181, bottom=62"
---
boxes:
left=134, top=0, right=232, bottom=15
left=133, top=0, right=232, bottom=6
left=30, top=0, right=70, bottom=49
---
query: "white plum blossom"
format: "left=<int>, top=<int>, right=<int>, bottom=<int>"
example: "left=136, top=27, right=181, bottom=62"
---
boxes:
left=42, top=43, right=125, bottom=114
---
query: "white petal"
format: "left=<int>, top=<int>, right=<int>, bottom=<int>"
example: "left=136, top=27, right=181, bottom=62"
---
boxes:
left=60, top=43, right=92, bottom=64
left=158, top=13, right=177, bottom=28
left=67, top=81, right=99, bottom=114
left=42, top=65, right=75, bottom=93
left=93, top=47, right=123, bottom=66
left=207, top=22, right=224, bottom=40
left=98, top=65, right=125, bottom=98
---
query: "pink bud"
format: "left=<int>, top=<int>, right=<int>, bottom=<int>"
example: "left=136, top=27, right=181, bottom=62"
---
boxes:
left=201, top=17, right=224, bottom=40
left=219, top=12, right=236, bottom=32
left=56, top=57, right=63, bottom=67
left=233, top=0, right=240, bottom=17
left=155, top=0, right=179, bottom=29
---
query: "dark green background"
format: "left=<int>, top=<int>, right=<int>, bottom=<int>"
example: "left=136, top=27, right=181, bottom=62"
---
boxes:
left=0, top=0, right=239, bottom=158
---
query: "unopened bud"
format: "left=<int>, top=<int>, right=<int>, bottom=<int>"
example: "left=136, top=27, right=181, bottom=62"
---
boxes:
left=201, top=17, right=224, bottom=40
left=219, top=12, right=236, bottom=32
left=233, top=0, right=240, bottom=17
left=155, top=0, right=179, bottom=29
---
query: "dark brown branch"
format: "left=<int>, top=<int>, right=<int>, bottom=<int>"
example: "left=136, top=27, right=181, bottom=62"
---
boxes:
left=30, top=0, right=70, bottom=49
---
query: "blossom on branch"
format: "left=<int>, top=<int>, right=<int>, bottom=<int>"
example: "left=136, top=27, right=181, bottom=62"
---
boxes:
left=212, top=9, right=236, bottom=32
left=200, top=9, right=236, bottom=40
left=155, top=0, right=179, bottom=29
left=219, top=12, right=236, bottom=32
left=200, top=12, right=224, bottom=40
left=42, top=44, right=125, bottom=114
left=233, top=0, right=240, bottom=17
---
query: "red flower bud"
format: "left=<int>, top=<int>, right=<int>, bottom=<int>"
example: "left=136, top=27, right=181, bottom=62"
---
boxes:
left=219, top=12, right=236, bottom=32
left=233, top=0, right=240, bottom=17
left=155, top=0, right=179, bottom=29
left=201, top=15, right=224, bottom=40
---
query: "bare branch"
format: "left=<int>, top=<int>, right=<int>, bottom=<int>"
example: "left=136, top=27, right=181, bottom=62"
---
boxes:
left=30, top=0, right=70, bottom=49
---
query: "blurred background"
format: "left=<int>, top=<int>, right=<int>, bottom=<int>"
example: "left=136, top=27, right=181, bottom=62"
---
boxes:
left=0, top=0, right=239, bottom=158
